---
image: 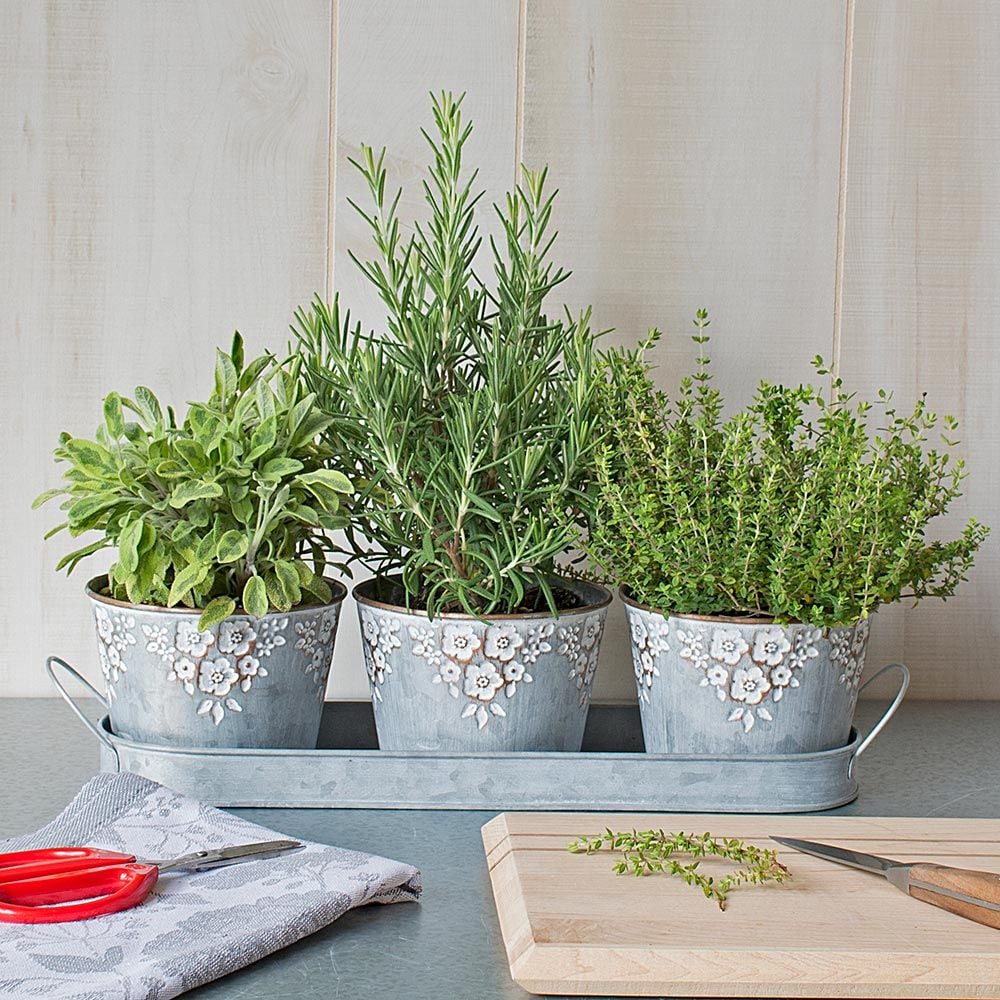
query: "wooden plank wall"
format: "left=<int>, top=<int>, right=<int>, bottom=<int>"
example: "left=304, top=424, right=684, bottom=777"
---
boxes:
left=3, top=0, right=995, bottom=700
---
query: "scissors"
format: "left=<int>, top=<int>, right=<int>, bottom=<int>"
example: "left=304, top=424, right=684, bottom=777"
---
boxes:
left=0, top=839, right=303, bottom=924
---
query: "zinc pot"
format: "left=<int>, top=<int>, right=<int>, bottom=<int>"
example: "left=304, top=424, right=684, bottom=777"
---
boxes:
left=623, top=590, right=881, bottom=755
left=354, top=576, right=612, bottom=752
left=86, top=576, right=347, bottom=749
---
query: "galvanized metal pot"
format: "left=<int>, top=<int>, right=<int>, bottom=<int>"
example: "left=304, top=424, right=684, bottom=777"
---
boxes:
left=354, top=577, right=612, bottom=752
left=623, top=591, right=896, bottom=754
left=85, top=576, right=347, bottom=749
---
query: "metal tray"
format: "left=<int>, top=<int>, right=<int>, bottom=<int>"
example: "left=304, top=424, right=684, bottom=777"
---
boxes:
left=50, top=651, right=906, bottom=811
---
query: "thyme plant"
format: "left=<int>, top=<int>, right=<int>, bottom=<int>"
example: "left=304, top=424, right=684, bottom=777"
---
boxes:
left=296, top=93, right=599, bottom=616
left=568, top=829, right=791, bottom=909
left=587, top=313, right=988, bottom=626
left=34, top=336, right=353, bottom=629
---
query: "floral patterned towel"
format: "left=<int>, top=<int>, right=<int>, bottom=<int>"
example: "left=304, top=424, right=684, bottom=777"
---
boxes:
left=0, top=772, right=421, bottom=999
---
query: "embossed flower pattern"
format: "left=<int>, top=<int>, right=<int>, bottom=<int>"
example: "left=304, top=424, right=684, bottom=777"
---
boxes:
left=96, top=606, right=337, bottom=725
left=395, top=611, right=604, bottom=728
left=631, top=613, right=872, bottom=735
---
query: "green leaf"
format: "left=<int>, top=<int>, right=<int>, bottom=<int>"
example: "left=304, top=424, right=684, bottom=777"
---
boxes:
left=167, top=561, right=209, bottom=607
left=118, top=518, right=144, bottom=574
left=168, top=481, right=224, bottom=508
left=55, top=539, right=111, bottom=574
left=103, top=392, right=125, bottom=438
left=134, top=386, right=163, bottom=426
left=242, top=575, right=269, bottom=617
left=215, top=530, right=248, bottom=563
left=198, top=596, right=236, bottom=631
left=274, top=559, right=302, bottom=606
left=299, top=469, right=353, bottom=493
left=259, top=457, right=304, bottom=480
left=214, top=347, right=238, bottom=400
left=245, top=418, right=277, bottom=461
left=32, top=487, right=63, bottom=509
left=64, top=439, right=117, bottom=478
left=301, top=573, right=333, bottom=604
left=230, top=331, right=245, bottom=373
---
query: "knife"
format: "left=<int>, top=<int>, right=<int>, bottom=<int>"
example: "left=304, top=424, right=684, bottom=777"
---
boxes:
left=772, top=835, right=1000, bottom=930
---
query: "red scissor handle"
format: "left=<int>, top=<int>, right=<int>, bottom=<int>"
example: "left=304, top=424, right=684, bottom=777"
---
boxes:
left=0, top=847, right=136, bottom=885
left=0, top=863, right=158, bottom=924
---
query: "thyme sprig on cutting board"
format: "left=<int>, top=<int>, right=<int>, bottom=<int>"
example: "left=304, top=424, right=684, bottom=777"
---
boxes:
left=568, top=829, right=791, bottom=909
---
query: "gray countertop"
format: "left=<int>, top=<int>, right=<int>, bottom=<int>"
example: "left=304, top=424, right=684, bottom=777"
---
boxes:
left=2, top=697, right=998, bottom=1000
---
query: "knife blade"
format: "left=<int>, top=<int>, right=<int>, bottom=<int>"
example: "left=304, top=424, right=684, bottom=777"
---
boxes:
left=772, top=835, right=1000, bottom=929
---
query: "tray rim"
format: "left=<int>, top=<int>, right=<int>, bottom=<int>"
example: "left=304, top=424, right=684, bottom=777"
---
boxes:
left=97, top=714, right=864, bottom=762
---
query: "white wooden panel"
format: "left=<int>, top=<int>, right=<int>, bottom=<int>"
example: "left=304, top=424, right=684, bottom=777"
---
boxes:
left=839, top=1, right=1000, bottom=699
left=329, top=0, right=521, bottom=699
left=1, top=0, right=332, bottom=697
left=523, top=0, right=850, bottom=702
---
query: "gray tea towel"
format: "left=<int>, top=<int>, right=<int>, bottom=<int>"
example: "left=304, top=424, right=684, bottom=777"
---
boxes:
left=0, top=772, right=421, bottom=999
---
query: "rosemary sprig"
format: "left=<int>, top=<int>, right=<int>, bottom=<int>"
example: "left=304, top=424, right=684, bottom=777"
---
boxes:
left=568, top=829, right=791, bottom=910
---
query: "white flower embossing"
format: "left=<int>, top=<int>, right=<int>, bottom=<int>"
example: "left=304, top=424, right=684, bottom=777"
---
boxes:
left=218, top=621, right=257, bottom=656
left=198, top=657, right=237, bottom=697
left=401, top=610, right=603, bottom=727
left=294, top=619, right=318, bottom=655
left=710, top=628, right=749, bottom=666
left=464, top=661, right=504, bottom=703
left=751, top=626, right=791, bottom=667
left=787, top=627, right=821, bottom=671
left=730, top=664, right=771, bottom=706
left=176, top=621, right=215, bottom=658
left=677, top=628, right=710, bottom=670
left=256, top=617, right=288, bottom=657
left=483, top=624, right=523, bottom=662
left=441, top=624, right=482, bottom=663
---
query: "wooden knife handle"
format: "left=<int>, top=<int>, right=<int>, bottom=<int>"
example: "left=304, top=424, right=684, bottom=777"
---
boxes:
left=908, top=863, right=1000, bottom=929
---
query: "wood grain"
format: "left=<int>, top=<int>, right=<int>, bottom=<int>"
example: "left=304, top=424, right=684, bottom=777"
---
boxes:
left=484, top=812, right=1000, bottom=998
left=839, top=1, right=1000, bottom=699
left=909, top=863, right=1000, bottom=930
left=1, top=0, right=333, bottom=697
left=521, top=0, right=851, bottom=702
left=327, top=0, right=521, bottom=698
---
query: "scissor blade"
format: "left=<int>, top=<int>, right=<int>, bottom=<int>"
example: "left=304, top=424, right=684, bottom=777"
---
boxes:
left=156, top=839, right=304, bottom=872
left=771, top=836, right=904, bottom=876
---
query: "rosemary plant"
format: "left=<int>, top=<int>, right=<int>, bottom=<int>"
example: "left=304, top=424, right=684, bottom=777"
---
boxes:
left=568, top=828, right=791, bottom=909
left=296, top=92, right=599, bottom=617
left=586, top=313, right=988, bottom=626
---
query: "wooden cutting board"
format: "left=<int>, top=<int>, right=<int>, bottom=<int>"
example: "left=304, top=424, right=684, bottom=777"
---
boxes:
left=483, top=813, right=1000, bottom=998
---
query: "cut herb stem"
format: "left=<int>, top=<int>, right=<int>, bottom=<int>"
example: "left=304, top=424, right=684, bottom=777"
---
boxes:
left=568, top=829, right=791, bottom=910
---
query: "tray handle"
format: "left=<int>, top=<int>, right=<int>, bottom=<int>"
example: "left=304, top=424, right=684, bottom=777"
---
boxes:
left=46, top=656, right=116, bottom=753
left=848, top=662, right=909, bottom=778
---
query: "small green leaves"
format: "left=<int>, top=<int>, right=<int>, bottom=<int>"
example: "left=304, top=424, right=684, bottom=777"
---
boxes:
left=242, top=575, right=268, bottom=617
left=36, top=345, right=355, bottom=616
left=586, top=317, right=989, bottom=626
left=567, top=829, right=792, bottom=910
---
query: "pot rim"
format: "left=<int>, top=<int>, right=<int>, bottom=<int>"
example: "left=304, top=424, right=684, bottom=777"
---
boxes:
left=353, top=574, right=612, bottom=620
left=85, top=575, right=348, bottom=616
left=619, top=586, right=783, bottom=626
left=618, top=587, right=872, bottom=630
